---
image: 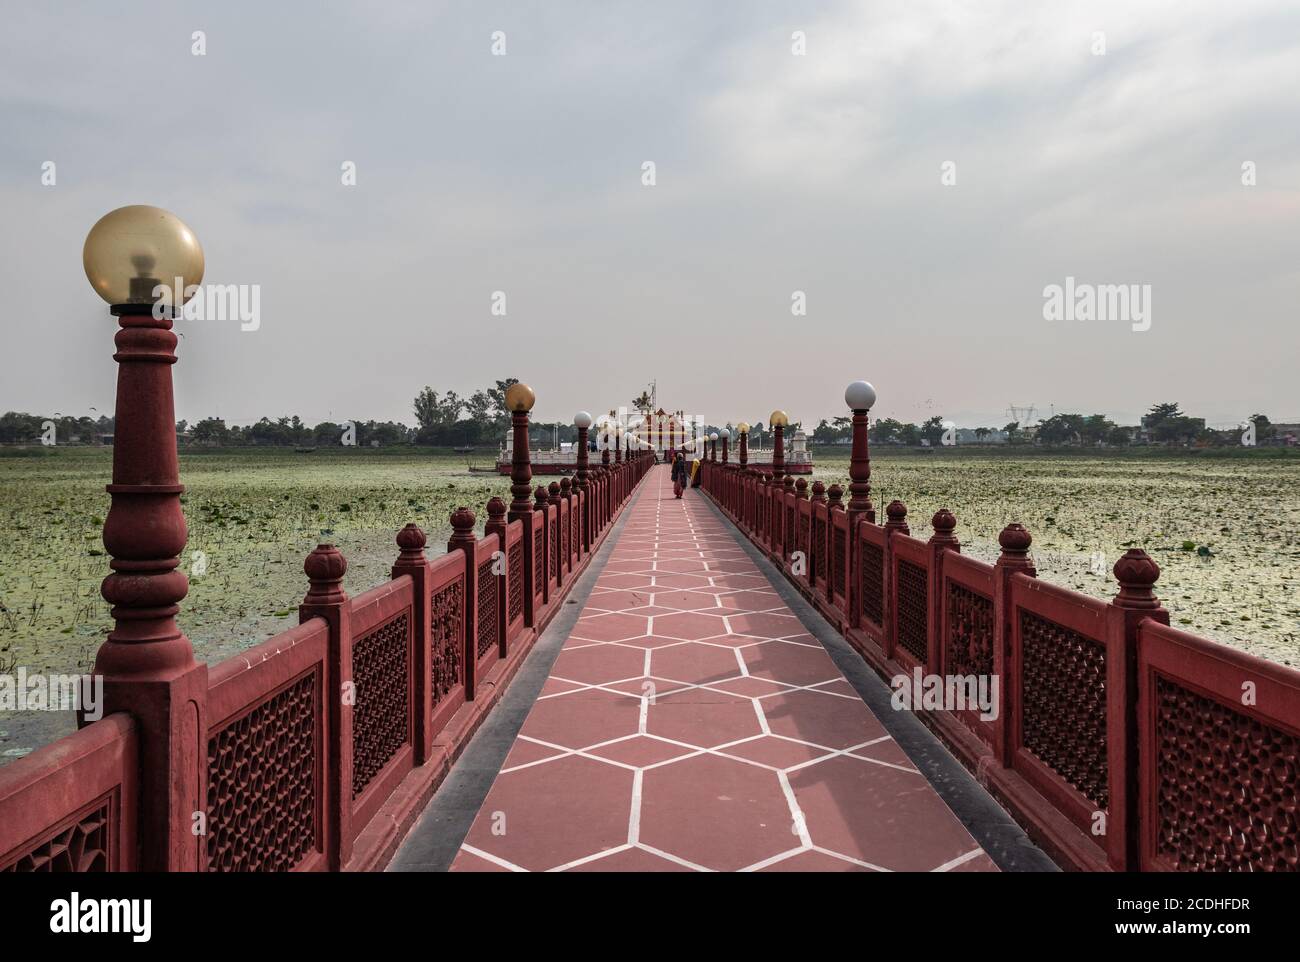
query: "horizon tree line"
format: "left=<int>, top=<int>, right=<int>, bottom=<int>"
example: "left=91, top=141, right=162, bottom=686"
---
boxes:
left=0, top=398, right=1286, bottom=449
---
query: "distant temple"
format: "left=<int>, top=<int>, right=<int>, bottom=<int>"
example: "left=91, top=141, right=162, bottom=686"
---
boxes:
left=497, top=406, right=812, bottom=475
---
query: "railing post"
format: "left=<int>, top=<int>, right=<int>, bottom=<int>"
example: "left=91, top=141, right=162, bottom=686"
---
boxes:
left=993, top=522, right=1035, bottom=767
left=392, top=524, right=432, bottom=765
left=507, top=394, right=535, bottom=628
left=1109, top=548, right=1168, bottom=870
left=560, top=475, right=575, bottom=560
left=575, top=414, right=592, bottom=552
left=827, top=483, right=844, bottom=605
left=300, top=543, right=352, bottom=871
left=782, top=476, right=796, bottom=559
left=882, top=500, right=909, bottom=660
left=80, top=205, right=209, bottom=873
left=88, top=304, right=209, bottom=872
left=548, top=482, right=566, bottom=585
left=795, top=478, right=810, bottom=576
left=761, top=473, right=773, bottom=549
left=484, top=496, right=509, bottom=658
left=927, top=509, right=960, bottom=674
left=810, top=480, right=826, bottom=588
left=533, top=486, right=551, bottom=608
left=447, top=507, right=479, bottom=700
left=566, top=476, right=581, bottom=562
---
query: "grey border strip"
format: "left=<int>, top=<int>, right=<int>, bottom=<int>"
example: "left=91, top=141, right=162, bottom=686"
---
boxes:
left=388, top=476, right=652, bottom=871
left=695, top=494, right=1059, bottom=873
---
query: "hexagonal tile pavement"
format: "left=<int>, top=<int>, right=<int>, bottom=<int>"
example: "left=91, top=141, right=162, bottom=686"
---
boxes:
left=519, top=687, right=641, bottom=749
left=453, top=755, right=633, bottom=871
left=652, top=590, right=721, bottom=611
left=741, top=639, right=842, bottom=686
left=725, top=611, right=807, bottom=638
left=550, top=644, right=648, bottom=685
left=760, top=687, right=889, bottom=748
left=786, top=755, right=985, bottom=872
left=640, top=754, right=796, bottom=871
left=650, top=642, right=744, bottom=686
left=570, top=610, right=651, bottom=642
left=442, top=466, right=995, bottom=873
left=653, top=611, right=731, bottom=641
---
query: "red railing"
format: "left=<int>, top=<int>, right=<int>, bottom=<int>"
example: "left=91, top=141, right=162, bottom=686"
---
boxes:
left=205, top=618, right=331, bottom=872
left=0, top=713, right=139, bottom=872
left=0, top=451, right=654, bottom=873
left=700, top=459, right=1300, bottom=872
left=1136, top=620, right=1300, bottom=872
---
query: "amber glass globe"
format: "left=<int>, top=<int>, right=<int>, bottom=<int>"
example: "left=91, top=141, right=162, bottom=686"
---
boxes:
left=83, top=205, right=204, bottom=306
left=737, top=422, right=750, bottom=434
left=504, top=382, right=536, bottom=412
left=769, top=410, right=789, bottom=428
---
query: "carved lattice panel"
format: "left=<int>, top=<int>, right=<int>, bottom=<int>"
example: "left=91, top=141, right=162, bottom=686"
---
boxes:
left=946, top=583, right=995, bottom=679
left=351, top=610, right=411, bottom=799
left=477, top=557, right=498, bottom=658
left=533, top=525, right=544, bottom=596
left=431, top=578, right=464, bottom=708
left=796, top=513, right=808, bottom=567
left=1154, top=675, right=1299, bottom=871
left=207, top=670, right=317, bottom=872
left=785, top=506, right=795, bottom=553
left=571, top=503, right=580, bottom=556
left=833, top=527, right=847, bottom=598
left=861, top=542, right=884, bottom=626
left=814, top=518, right=827, bottom=583
left=1019, top=609, right=1108, bottom=810
left=2, top=796, right=112, bottom=872
left=508, top=540, right=524, bottom=626
left=896, top=560, right=929, bottom=665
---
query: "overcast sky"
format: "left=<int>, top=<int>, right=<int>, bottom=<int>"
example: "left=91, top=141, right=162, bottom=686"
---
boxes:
left=2, top=0, right=1297, bottom=431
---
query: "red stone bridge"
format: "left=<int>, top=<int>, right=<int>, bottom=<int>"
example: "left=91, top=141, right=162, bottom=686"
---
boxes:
left=2, top=226, right=1297, bottom=872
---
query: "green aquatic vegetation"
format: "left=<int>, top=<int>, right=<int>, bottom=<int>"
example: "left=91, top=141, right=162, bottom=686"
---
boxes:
left=0, top=447, right=511, bottom=681
left=814, top=450, right=1299, bottom=666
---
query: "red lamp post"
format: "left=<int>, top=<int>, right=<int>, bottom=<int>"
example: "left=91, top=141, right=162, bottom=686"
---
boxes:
left=505, top=383, right=536, bottom=626
left=574, top=411, right=592, bottom=489
left=574, top=411, right=592, bottom=550
left=506, top=382, right=535, bottom=518
left=844, top=381, right=877, bottom=524
left=738, top=422, right=749, bottom=466
left=770, top=409, right=789, bottom=482
left=82, top=205, right=208, bottom=871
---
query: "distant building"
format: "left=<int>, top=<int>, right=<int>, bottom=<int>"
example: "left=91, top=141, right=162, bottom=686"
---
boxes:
left=1265, top=422, right=1300, bottom=446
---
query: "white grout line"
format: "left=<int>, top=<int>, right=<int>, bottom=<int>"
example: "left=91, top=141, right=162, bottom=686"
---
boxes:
left=460, top=844, right=528, bottom=872
left=932, top=848, right=985, bottom=872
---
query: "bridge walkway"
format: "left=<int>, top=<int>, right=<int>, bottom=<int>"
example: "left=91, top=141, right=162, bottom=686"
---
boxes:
left=391, top=465, right=1044, bottom=872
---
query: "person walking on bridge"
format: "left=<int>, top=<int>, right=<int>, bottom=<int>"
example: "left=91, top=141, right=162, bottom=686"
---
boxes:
left=671, top=451, right=689, bottom=498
